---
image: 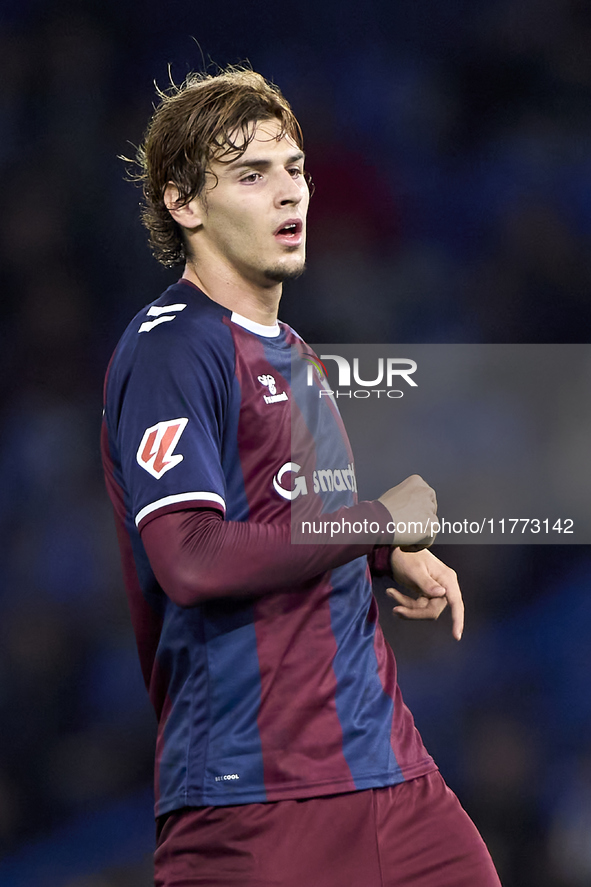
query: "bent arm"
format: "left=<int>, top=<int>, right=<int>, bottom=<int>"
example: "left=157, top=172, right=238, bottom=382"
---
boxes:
left=141, top=501, right=391, bottom=607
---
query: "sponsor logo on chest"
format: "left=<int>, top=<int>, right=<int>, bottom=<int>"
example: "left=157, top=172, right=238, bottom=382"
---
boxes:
left=257, top=374, right=288, bottom=404
left=272, top=461, right=357, bottom=500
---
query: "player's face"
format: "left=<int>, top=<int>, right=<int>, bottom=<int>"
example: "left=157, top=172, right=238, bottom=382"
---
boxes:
left=192, top=119, right=309, bottom=287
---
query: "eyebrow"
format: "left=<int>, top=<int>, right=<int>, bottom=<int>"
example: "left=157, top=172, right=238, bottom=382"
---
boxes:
left=227, top=150, right=305, bottom=172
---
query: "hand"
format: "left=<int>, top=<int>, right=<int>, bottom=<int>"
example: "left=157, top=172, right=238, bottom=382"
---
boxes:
left=378, top=474, right=438, bottom=549
left=386, top=548, right=464, bottom=640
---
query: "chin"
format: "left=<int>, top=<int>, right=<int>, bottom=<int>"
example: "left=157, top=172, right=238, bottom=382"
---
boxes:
left=264, top=258, right=307, bottom=283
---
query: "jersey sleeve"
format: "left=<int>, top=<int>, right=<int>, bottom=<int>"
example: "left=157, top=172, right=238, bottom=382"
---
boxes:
left=109, top=319, right=234, bottom=529
left=141, top=503, right=389, bottom=606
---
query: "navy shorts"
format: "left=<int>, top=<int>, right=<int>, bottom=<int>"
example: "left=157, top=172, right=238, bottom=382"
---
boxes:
left=154, top=771, right=502, bottom=887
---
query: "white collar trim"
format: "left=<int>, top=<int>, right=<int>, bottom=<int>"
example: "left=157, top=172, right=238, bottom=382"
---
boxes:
left=231, top=311, right=281, bottom=338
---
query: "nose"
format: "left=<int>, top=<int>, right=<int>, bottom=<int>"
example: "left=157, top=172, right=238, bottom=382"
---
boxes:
left=275, top=169, right=306, bottom=207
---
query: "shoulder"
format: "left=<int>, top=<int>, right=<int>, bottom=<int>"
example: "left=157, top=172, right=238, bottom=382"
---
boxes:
left=112, top=282, right=235, bottom=373
left=104, top=282, right=238, bottom=422
left=135, top=280, right=232, bottom=347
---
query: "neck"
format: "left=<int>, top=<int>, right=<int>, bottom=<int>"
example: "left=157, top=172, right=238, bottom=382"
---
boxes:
left=182, top=260, right=282, bottom=327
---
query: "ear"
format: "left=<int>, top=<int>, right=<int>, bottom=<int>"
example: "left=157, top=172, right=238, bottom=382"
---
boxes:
left=164, top=183, right=204, bottom=229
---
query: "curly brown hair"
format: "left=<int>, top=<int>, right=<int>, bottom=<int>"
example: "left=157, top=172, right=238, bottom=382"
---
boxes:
left=131, top=66, right=304, bottom=267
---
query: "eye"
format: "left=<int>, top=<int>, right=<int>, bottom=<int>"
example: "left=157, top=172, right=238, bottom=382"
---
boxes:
left=288, top=166, right=303, bottom=178
left=240, top=172, right=262, bottom=184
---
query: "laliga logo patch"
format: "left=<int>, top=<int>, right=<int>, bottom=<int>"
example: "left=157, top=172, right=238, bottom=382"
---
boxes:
left=137, top=418, right=188, bottom=479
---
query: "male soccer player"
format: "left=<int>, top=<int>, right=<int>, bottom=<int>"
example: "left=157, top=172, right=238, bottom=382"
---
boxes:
left=101, top=67, right=501, bottom=886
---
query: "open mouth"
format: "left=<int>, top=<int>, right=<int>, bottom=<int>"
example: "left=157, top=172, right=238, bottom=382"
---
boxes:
left=274, top=219, right=303, bottom=238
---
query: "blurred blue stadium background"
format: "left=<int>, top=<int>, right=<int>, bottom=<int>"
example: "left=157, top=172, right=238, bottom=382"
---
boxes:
left=1, top=1, right=591, bottom=884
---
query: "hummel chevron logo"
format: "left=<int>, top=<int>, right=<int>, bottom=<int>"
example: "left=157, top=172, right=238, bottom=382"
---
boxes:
left=138, top=303, right=187, bottom=333
left=137, top=418, right=188, bottom=479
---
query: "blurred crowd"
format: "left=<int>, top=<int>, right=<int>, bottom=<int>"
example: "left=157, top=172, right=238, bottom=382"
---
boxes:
left=1, top=1, right=591, bottom=885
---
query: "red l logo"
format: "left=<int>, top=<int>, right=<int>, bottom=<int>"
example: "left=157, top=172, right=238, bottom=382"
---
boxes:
left=136, top=418, right=188, bottom=479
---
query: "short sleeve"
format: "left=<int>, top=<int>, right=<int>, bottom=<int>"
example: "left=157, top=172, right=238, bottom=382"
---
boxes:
left=108, top=316, right=234, bottom=530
